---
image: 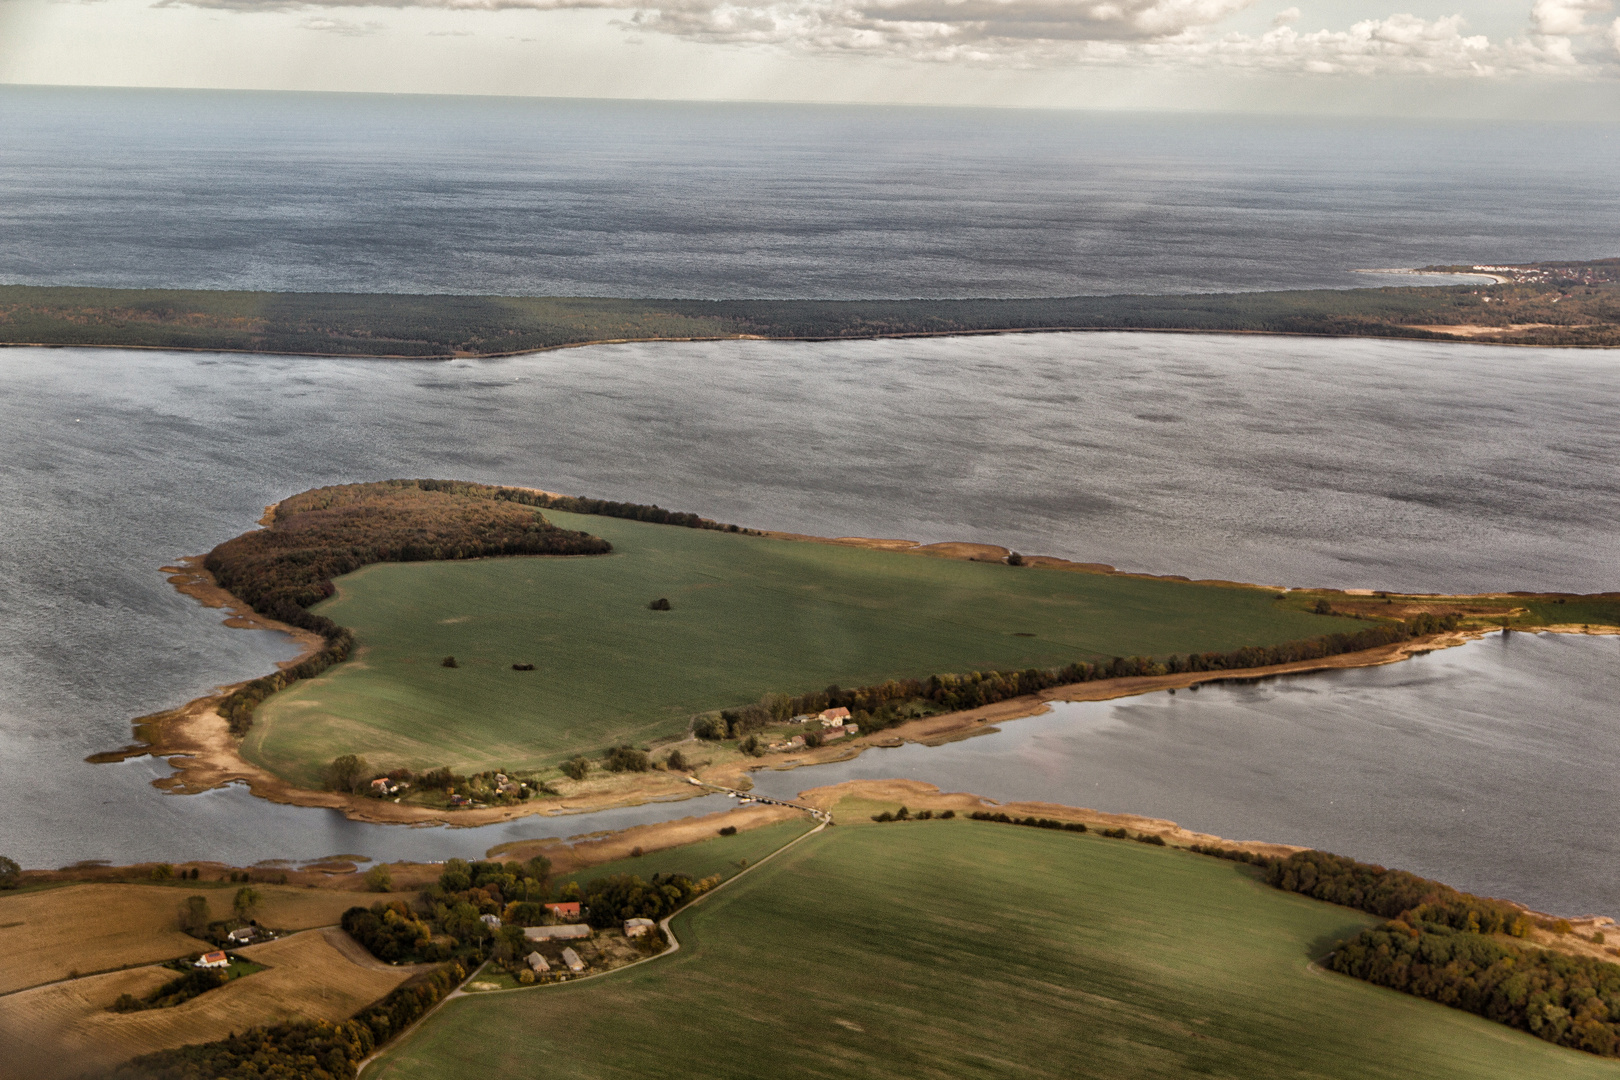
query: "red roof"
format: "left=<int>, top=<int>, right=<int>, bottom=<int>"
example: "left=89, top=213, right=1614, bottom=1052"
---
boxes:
left=821, top=707, right=851, bottom=721
left=546, top=902, right=581, bottom=915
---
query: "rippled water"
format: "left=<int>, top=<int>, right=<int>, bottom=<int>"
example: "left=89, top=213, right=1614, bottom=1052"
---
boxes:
left=751, top=631, right=1620, bottom=918
left=3, top=87, right=1619, bottom=298
left=2, top=335, right=1617, bottom=912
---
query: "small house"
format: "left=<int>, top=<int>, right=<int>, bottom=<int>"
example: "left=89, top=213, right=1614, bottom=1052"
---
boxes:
left=560, top=946, right=586, bottom=973
left=819, top=707, right=851, bottom=727
left=545, top=901, right=581, bottom=918
left=525, top=924, right=591, bottom=941
left=194, top=951, right=229, bottom=969
left=624, top=917, right=655, bottom=938
left=480, top=913, right=501, bottom=929
left=226, top=927, right=255, bottom=944
left=526, top=951, right=550, bottom=973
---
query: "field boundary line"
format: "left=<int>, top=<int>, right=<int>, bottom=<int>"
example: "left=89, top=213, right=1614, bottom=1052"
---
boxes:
left=353, top=809, right=828, bottom=1077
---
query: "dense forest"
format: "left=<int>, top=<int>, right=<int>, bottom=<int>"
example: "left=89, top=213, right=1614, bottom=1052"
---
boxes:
left=4, top=270, right=1618, bottom=357
left=1190, top=846, right=1620, bottom=1055
left=206, top=480, right=611, bottom=735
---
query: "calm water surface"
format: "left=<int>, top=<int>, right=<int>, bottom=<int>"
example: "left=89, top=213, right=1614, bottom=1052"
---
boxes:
left=2, top=335, right=1617, bottom=915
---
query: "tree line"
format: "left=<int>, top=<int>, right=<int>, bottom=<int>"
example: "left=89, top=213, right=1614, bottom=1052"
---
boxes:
left=1189, top=845, right=1620, bottom=1055
left=113, top=962, right=466, bottom=1080
left=697, top=613, right=1461, bottom=743
left=418, top=478, right=755, bottom=535
left=206, top=480, right=611, bottom=736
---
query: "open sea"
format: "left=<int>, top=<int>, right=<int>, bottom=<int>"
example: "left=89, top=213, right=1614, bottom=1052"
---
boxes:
left=2, top=89, right=1618, bottom=915
left=2, top=86, right=1619, bottom=298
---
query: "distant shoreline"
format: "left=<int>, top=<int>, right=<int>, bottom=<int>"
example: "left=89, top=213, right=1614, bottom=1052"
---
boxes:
left=4, top=265, right=1617, bottom=356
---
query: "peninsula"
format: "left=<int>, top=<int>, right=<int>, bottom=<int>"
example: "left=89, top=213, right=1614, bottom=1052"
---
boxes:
left=4, top=257, right=1619, bottom=357
left=104, top=478, right=1620, bottom=825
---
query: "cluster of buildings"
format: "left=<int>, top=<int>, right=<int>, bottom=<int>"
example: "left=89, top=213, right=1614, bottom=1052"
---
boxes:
left=773, top=707, right=859, bottom=749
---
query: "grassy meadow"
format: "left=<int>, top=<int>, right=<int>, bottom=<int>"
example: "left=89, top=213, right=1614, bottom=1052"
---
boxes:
left=369, top=820, right=1616, bottom=1080
left=245, top=511, right=1359, bottom=784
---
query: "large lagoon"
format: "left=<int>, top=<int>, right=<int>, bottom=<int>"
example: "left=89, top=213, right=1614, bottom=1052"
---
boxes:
left=2, top=334, right=1616, bottom=915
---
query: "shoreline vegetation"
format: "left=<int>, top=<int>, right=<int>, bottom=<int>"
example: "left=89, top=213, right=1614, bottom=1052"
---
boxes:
left=100, top=478, right=1620, bottom=826
left=3, top=257, right=1618, bottom=357
left=16, top=780, right=1618, bottom=1076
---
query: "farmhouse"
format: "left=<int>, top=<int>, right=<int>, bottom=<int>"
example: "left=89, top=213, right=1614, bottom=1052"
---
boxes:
left=819, top=707, right=851, bottom=727
left=545, top=901, right=581, bottom=918
left=560, top=947, right=586, bottom=973
left=624, top=918, right=655, bottom=938
left=226, top=927, right=255, bottom=944
left=193, top=951, right=229, bottom=969
left=526, top=951, right=549, bottom=973
left=525, top=924, right=591, bottom=941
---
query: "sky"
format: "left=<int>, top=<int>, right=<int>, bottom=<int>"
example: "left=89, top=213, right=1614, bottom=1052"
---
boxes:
left=1, top=0, right=1618, bottom=112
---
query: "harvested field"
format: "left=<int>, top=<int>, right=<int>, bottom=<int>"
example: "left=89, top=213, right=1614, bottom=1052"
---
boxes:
left=0, top=928, right=420, bottom=1079
left=0, top=882, right=420, bottom=994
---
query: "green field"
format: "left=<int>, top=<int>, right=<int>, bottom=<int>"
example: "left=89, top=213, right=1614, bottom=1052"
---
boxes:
left=245, top=511, right=1360, bottom=784
left=370, top=820, right=1617, bottom=1080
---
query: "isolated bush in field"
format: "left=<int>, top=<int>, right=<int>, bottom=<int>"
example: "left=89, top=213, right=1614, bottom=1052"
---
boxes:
left=511, top=662, right=535, bottom=671
left=0, top=855, right=19, bottom=889
left=561, top=757, right=591, bottom=781
left=441, top=655, right=459, bottom=668
left=719, top=825, right=737, bottom=836
left=233, top=886, right=261, bottom=919
left=804, top=730, right=825, bottom=749
left=518, top=969, right=535, bottom=984
left=941, top=810, right=956, bottom=819
left=179, top=895, right=211, bottom=934
left=692, top=715, right=728, bottom=741
left=604, top=746, right=650, bottom=773
left=1313, top=599, right=1332, bottom=615
left=739, top=734, right=763, bottom=757
left=648, top=597, right=671, bottom=610
left=1136, top=833, right=1167, bottom=846
left=665, top=749, right=688, bottom=772
left=364, top=865, right=393, bottom=892
left=326, top=754, right=369, bottom=793
left=151, top=864, right=174, bottom=881
left=1006, top=552, right=1024, bottom=566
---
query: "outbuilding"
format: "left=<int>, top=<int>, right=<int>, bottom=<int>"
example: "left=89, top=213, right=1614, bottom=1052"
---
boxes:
left=526, top=951, right=550, bottom=973
left=525, top=924, right=591, bottom=941
left=623, top=917, right=655, bottom=938
left=226, top=927, right=255, bottom=944
left=545, top=901, right=581, bottom=919
left=560, top=947, right=586, bottom=973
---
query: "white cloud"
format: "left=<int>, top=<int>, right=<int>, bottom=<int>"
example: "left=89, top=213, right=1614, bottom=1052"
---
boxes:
left=299, top=12, right=384, bottom=28
left=148, top=0, right=1620, bottom=73
left=1530, top=0, right=1609, bottom=36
